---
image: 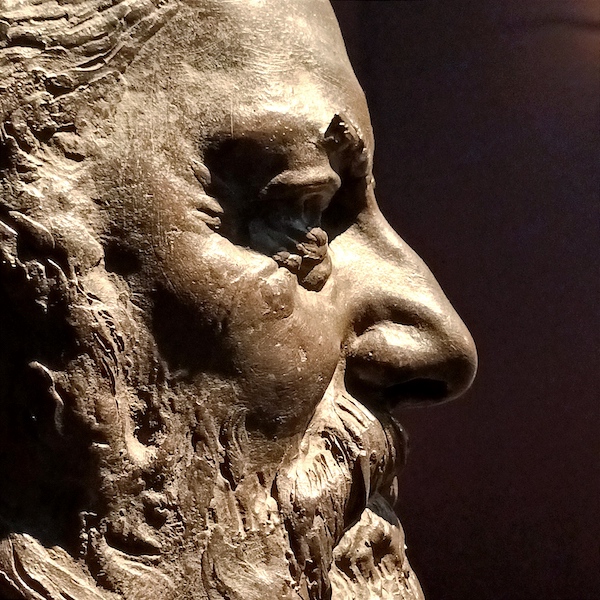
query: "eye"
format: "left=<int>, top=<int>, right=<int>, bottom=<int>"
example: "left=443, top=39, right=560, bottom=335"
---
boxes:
left=226, top=170, right=338, bottom=291
left=260, top=177, right=339, bottom=230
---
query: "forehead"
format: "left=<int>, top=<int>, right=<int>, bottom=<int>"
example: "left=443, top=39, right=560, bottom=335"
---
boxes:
left=118, top=0, right=373, bottom=154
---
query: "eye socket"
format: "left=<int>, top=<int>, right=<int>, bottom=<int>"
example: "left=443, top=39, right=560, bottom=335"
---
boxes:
left=302, top=192, right=330, bottom=225
left=202, top=137, right=289, bottom=209
left=194, top=125, right=371, bottom=275
left=321, top=175, right=370, bottom=241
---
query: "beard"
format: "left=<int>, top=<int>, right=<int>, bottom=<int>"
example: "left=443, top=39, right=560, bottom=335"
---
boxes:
left=176, top=368, right=423, bottom=600
left=272, top=375, right=424, bottom=600
left=0, top=368, right=424, bottom=600
left=0, top=270, right=423, bottom=599
left=0, top=359, right=424, bottom=600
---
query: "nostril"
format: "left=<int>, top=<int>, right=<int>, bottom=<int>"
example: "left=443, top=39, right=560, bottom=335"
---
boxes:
left=384, top=379, right=448, bottom=406
left=345, top=369, right=451, bottom=411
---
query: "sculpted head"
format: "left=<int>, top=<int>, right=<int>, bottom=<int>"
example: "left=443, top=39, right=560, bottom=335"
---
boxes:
left=0, top=1, right=476, bottom=598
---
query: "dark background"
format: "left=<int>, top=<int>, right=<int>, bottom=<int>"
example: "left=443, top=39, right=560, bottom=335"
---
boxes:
left=331, top=2, right=599, bottom=599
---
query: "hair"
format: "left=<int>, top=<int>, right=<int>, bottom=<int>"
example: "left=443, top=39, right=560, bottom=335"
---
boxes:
left=0, top=0, right=182, bottom=549
left=0, top=0, right=177, bottom=131
left=0, top=0, right=181, bottom=275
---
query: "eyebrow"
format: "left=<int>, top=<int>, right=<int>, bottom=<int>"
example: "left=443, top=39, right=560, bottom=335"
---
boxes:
left=323, top=113, right=370, bottom=178
left=324, top=113, right=365, bottom=154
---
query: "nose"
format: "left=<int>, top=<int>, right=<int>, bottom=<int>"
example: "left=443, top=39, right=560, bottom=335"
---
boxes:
left=336, top=206, right=477, bottom=409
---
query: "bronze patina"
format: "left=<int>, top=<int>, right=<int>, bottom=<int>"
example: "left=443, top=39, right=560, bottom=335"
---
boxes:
left=0, top=1, right=476, bottom=598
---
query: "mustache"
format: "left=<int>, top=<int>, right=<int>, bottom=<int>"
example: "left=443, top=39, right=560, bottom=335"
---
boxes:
left=272, top=389, right=407, bottom=597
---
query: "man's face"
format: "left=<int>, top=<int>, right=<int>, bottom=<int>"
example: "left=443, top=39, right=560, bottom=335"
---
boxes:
left=87, top=0, right=476, bottom=595
left=98, top=0, right=475, bottom=449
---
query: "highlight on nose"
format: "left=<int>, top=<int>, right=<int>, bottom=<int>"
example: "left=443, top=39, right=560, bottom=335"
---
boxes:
left=345, top=317, right=477, bottom=409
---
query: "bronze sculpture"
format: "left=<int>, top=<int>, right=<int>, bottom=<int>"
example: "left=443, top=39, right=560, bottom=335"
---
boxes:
left=0, top=1, right=477, bottom=598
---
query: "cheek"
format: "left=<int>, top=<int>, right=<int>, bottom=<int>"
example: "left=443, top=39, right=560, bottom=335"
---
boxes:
left=233, top=302, right=342, bottom=434
left=156, top=231, right=342, bottom=431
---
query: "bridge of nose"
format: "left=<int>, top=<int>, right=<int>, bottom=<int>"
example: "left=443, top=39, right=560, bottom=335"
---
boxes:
left=331, top=212, right=477, bottom=407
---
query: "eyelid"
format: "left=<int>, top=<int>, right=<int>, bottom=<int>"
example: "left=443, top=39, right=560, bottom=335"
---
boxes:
left=260, top=168, right=341, bottom=202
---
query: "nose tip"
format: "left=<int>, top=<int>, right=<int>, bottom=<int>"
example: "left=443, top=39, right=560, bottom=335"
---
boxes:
left=345, top=315, right=477, bottom=409
left=334, top=200, right=477, bottom=409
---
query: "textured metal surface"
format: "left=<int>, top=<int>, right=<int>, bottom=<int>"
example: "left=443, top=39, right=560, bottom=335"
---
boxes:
left=0, top=1, right=476, bottom=598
